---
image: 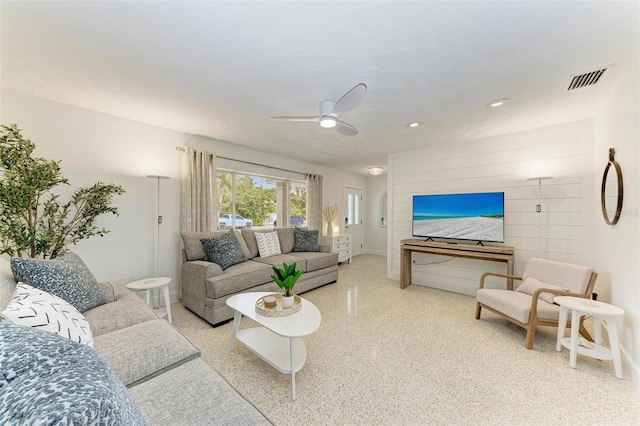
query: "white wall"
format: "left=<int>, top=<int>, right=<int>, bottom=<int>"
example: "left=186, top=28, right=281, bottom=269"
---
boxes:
left=388, top=121, right=595, bottom=294
left=1, top=89, right=367, bottom=300
left=592, top=62, right=640, bottom=388
left=365, top=174, right=387, bottom=256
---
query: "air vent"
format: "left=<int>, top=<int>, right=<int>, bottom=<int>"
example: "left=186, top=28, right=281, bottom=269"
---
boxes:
left=566, top=68, right=608, bottom=91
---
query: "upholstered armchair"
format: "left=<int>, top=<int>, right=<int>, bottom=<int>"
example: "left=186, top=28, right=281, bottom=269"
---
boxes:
left=475, top=257, right=597, bottom=349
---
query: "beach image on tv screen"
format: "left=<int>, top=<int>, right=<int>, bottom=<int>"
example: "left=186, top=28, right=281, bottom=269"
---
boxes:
left=412, top=192, right=504, bottom=242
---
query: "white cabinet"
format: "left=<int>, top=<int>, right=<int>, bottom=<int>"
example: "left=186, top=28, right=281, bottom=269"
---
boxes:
left=323, top=234, right=352, bottom=263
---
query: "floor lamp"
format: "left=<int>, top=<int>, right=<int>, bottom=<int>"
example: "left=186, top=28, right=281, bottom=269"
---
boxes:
left=147, top=175, right=170, bottom=277
left=527, top=176, right=553, bottom=257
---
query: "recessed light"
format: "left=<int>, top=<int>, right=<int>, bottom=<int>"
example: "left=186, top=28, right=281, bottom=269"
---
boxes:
left=486, top=98, right=508, bottom=108
left=407, top=121, right=422, bottom=128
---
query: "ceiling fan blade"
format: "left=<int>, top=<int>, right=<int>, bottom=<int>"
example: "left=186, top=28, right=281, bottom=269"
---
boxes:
left=270, top=116, right=320, bottom=122
left=332, top=83, right=367, bottom=116
left=335, top=120, right=359, bottom=136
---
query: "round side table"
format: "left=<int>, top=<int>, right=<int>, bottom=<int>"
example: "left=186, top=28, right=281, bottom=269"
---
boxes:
left=126, top=277, right=172, bottom=324
left=554, top=296, right=624, bottom=379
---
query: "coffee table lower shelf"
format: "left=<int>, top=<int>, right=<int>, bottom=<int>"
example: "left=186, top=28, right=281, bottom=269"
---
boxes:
left=235, top=327, right=307, bottom=374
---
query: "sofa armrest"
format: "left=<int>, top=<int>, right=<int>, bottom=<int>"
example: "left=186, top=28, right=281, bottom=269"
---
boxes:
left=182, top=260, right=223, bottom=281
left=319, top=244, right=331, bottom=253
left=99, top=281, right=116, bottom=303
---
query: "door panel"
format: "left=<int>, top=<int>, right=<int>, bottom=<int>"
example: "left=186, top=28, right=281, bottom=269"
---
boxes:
left=344, top=187, right=362, bottom=256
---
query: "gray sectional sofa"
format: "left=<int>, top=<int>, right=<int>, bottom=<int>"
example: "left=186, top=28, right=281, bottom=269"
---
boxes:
left=0, top=255, right=271, bottom=425
left=181, top=227, right=339, bottom=326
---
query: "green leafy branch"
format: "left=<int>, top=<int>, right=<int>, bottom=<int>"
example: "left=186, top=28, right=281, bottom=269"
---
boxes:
left=0, top=123, right=126, bottom=258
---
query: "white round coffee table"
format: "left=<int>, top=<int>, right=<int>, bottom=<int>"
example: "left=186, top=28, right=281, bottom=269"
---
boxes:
left=226, top=292, right=321, bottom=400
left=126, top=277, right=172, bottom=324
left=555, top=296, right=624, bottom=378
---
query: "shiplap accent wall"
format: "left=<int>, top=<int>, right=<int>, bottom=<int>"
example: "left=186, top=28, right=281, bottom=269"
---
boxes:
left=387, top=121, right=594, bottom=296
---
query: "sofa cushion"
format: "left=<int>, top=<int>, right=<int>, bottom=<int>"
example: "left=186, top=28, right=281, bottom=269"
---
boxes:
left=93, top=319, right=200, bottom=387
left=181, top=231, right=226, bottom=261
left=83, top=292, right=158, bottom=337
left=10, top=252, right=105, bottom=313
left=0, top=256, right=17, bottom=312
left=0, top=323, right=146, bottom=425
left=276, top=227, right=295, bottom=254
left=129, top=358, right=271, bottom=425
left=255, top=231, right=282, bottom=258
left=241, top=229, right=271, bottom=259
left=286, top=251, right=338, bottom=272
left=201, top=231, right=247, bottom=270
left=476, top=288, right=562, bottom=324
left=2, top=283, right=94, bottom=347
left=251, top=254, right=308, bottom=272
left=293, top=228, right=319, bottom=252
left=516, top=277, right=568, bottom=304
left=206, top=260, right=273, bottom=299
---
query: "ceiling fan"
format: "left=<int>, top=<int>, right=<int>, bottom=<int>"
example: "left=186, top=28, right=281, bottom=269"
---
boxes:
left=271, top=83, right=367, bottom=136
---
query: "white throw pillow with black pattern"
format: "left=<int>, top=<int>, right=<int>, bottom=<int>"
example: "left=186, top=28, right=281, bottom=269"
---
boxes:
left=10, top=252, right=105, bottom=313
left=200, top=231, right=247, bottom=270
left=255, top=231, right=282, bottom=258
left=293, top=228, right=319, bottom=252
left=1, top=283, right=94, bottom=347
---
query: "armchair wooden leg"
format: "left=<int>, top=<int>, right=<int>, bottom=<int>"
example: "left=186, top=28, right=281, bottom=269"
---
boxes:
left=578, top=316, right=594, bottom=342
left=525, top=324, right=536, bottom=349
left=475, top=303, right=482, bottom=319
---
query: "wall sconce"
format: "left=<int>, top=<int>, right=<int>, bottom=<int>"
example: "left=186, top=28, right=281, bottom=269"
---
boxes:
left=368, top=167, right=384, bottom=176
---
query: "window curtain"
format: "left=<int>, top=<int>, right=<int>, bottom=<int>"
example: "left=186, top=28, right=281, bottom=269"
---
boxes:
left=180, top=148, right=216, bottom=296
left=306, top=174, right=323, bottom=239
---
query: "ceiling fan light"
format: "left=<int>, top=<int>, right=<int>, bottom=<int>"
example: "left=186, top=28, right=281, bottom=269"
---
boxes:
left=320, top=116, right=337, bottom=128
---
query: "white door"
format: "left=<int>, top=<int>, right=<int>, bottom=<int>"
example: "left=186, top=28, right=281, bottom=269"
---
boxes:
left=344, top=187, right=363, bottom=256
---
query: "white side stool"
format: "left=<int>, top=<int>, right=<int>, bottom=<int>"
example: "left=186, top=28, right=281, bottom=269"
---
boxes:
left=126, top=277, right=172, bottom=324
left=555, top=296, right=624, bottom=379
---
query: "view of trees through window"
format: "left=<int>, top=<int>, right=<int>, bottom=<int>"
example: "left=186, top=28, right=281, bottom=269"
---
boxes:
left=216, top=170, right=306, bottom=229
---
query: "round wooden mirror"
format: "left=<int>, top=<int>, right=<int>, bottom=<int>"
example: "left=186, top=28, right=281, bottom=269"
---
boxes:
left=601, top=148, right=623, bottom=225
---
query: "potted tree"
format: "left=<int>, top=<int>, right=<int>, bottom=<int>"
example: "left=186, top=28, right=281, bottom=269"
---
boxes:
left=0, top=124, right=125, bottom=258
left=271, top=262, right=303, bottom=308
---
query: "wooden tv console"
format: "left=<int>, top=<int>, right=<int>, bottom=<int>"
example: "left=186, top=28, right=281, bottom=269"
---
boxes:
left=400, top=239, right=515, bottom=289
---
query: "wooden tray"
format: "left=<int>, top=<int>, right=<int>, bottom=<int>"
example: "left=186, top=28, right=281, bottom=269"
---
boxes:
left=255, top=293, right=302, bottom=317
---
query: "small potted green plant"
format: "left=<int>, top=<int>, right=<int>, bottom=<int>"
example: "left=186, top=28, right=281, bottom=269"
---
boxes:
left=271, top=262, right=303, bottom=308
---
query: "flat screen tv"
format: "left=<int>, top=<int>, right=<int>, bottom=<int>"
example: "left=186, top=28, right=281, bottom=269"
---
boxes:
left=412, top=192, right=504, bottom=243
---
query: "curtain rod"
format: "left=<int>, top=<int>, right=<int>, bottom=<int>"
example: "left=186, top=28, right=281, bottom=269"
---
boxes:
left=176, top=146, right=307, bottom=176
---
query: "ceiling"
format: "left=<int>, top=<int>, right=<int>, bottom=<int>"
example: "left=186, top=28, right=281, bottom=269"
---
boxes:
left=1, top=1, right=638, bottom=175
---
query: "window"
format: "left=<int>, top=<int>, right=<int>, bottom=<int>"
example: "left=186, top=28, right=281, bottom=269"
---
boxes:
left=216, top=170, right=305, bottom=229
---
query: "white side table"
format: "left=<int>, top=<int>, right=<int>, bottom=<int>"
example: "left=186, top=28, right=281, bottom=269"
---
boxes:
left=126, top=277, right=172, bottom=324
left=555, top=296, right=624, bottom=379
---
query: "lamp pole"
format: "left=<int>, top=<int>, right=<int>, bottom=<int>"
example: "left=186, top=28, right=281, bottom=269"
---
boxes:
left=147, top=175, right=170, bottom=277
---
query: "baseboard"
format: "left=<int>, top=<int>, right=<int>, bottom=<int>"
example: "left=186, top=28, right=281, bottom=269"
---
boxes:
left=363, top=248, right=386, bottom=256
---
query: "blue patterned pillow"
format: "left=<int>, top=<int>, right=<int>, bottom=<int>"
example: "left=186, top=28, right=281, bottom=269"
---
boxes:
left=200, top=231, right=247, bottom=270
left=0, top=323, right=147, bottom=425
left=293, top=228, right=319, bottom=252
left=10, top=252, right=105, bottom=313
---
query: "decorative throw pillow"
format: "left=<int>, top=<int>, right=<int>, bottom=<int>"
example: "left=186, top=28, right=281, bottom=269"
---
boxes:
left=293, top=228, right=319, bottom=252
left=200, top=231, right=247, bottom=270
left=0, top=323, right=146, bottom=425
left=516, top=277, right=568, bottom=304
left=2, top=283, right=94, bottom=347
left=10, top=252, right=105, bottom=313
left=255, top=231, right=282, bottom=258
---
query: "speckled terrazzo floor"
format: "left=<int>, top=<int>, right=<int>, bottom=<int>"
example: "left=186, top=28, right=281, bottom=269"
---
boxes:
left=171, top=255, right=640, bottom=426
